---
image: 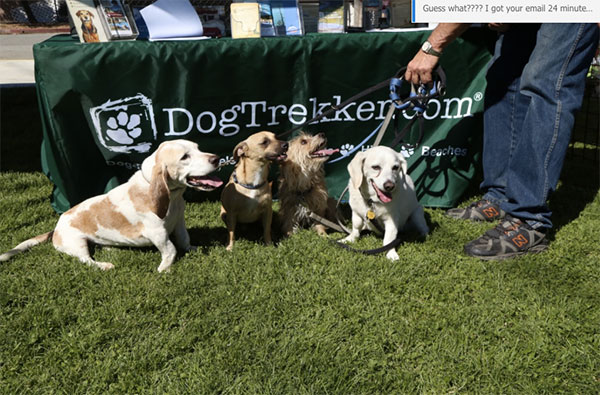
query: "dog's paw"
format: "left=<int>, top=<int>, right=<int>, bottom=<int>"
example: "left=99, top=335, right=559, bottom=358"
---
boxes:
left=105, top=111, right=142, bottom=145
left=340, top=235, right=356, bottom=244
left=97, top=262, right=115, bottom=270
left=386, top=249, right=400, bottom=261
left=157, top=265, right=172, bottom=273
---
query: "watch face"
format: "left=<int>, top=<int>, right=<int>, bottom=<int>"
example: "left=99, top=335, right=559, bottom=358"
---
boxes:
left=422, top=41, right=440, bottom=56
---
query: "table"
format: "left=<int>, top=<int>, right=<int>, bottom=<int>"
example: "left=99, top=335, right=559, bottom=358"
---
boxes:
left=33, top=29, right=494, bottom=213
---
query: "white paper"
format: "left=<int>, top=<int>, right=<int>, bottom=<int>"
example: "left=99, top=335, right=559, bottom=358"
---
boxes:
left=140, top=0, right=204, bottom=40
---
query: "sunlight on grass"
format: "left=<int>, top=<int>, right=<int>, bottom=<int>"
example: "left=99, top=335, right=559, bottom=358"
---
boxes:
left=0, top=163, right=599, bottom=393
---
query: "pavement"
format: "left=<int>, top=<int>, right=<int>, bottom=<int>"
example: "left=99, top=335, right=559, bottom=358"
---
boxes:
left=0, top=33, right=62, bottom=85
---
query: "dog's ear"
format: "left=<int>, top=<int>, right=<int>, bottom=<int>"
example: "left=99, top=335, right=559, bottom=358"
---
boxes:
left=141, top=144, right=162, bottom=182
left=397, top=152, right=408, bottom=175
left=142, top=145, right=170, bottom=219
left=233, top=141, right=248, bottom=161
left=347, top=151, right=366, bottom=189
left=150, top=161, right=170, bottom=219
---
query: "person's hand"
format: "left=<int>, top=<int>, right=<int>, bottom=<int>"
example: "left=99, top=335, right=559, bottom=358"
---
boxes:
left=405, top=51, right=439, bottom=85
left=404, top=23, right=468, bottom=85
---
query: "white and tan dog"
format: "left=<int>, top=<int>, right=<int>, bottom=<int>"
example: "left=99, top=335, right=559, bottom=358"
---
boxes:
left=0, top=140, right=223, bottom=272
left=341, top=146, right=428, bottom=261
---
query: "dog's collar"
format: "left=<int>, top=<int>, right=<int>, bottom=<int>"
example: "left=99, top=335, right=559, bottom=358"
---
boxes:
left=232, top=171, right=266, bottom=190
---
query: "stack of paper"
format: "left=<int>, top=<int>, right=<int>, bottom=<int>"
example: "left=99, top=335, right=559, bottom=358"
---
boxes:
left=140, top=0, right=208, bottom=41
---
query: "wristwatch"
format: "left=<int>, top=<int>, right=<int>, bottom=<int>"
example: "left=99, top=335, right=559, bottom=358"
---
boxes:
left=421, top=41, right=442, bottom=57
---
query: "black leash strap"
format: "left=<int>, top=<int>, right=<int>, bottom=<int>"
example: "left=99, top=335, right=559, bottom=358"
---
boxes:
left=390, top=111, right=424, bottom=149
left=331, top=237, right=404, bottom=256
left=276, top=75, right=395, bottom=139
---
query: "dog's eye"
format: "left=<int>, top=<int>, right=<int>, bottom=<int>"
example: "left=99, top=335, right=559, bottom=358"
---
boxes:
left=392, top=165, right=400, bottom=171
left=181, top=153, right=190, bottom=161
left=261, top=139, right=269, bottom=146
left=372, top=165, right=381, bottom=171
left=301, top=139, right=307, bottom=145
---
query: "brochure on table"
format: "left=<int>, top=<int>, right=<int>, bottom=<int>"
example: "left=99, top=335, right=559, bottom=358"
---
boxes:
left=66, top=0, right=112, bottom=43
left=231, top=2, right=261, bottom=38
left=271, top=0, right=303, bottom=35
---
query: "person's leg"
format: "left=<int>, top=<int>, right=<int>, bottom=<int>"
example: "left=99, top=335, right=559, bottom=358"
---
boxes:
left=500, top=23, right=599, bottom=230
left=447, top=25, right=539, bottom=222
left=466, top=23, right=599, bottom=259
left=480, top=24, right=540, bottom=205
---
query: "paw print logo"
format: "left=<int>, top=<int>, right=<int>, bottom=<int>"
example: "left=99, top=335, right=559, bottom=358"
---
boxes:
left=400, top=145, right=415, bottom=158
left=90, top=94, right=158, bottom=154
left=339, top=143, right=355, bottom=157
left=106, top=112, right=143, bottom=145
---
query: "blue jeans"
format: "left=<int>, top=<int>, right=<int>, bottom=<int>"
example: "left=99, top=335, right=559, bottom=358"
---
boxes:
left=480, top=23, right=599, bottom=230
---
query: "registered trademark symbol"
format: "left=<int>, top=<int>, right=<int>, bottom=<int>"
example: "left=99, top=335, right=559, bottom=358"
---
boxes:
left=473, top=92, right=483, bottom=101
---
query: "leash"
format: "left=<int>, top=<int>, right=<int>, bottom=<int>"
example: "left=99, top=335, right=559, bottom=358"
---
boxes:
left=387, top=66, right=446, bottom=149
left=278, top=66, right=446, bottom=142
left=277, top=77, right=394, bottom=139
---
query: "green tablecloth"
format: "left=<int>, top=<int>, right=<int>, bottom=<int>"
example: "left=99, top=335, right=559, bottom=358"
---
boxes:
left=33, top=30, right=493, bottom=213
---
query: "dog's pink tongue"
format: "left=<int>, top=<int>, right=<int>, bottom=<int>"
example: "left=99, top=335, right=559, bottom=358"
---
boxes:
left=313, top=148, right=340, bottom=156
left=375, top=186, right=393, bottom=203
left=193, top=175, right=224, bottom=187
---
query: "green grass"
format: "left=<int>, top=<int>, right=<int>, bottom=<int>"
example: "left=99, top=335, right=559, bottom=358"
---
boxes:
left=1, top=157, right=599, bottom=394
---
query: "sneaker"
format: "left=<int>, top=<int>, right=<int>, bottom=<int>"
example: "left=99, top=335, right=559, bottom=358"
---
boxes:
left=447, top=199, right=505, bottom=222
left=464, top=215, right=548, bottom=260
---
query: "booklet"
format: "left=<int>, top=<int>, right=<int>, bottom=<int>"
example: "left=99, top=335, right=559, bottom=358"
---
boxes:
left=139, top=0, right=206, bottom=41
left=318, top=0, right=344, bottom=33
left=230, top=2, right=261, bottom=38
left=271, top=0, right=303, bottom=36
left=301, top=2, right=320, bottom=33
left=65, top=0, right=111, bottom=43
left=96, top=0, right=137, bottom=40
left=258, top=1, right=277, bottom=36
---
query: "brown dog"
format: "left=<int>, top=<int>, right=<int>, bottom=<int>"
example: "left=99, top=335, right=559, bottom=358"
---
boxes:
left=76, top=10, right=100, bottom=43
left=220, top=131, right=288, bottom=250
left=278, top=132, right=339, bottom=236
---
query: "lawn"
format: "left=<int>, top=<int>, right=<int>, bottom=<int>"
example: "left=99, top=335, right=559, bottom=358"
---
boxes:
left=0, top=154, right=599, bottom=393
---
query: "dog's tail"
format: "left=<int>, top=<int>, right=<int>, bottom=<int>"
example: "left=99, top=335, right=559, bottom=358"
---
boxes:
left=0, top=231, right=54, bottom=262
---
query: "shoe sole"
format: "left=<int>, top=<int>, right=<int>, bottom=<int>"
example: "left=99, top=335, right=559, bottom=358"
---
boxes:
left=446, top=214, right=503, bottom=222
left=469, top=243, right=549, bottom=261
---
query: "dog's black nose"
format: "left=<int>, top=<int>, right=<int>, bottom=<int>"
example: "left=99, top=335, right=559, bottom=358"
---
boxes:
left=209, top=155, right=220, bottom=166
left=317, top=132, right=325, bottom=138
left=281, top=141, right=289, bottom=150
left=383, top=181, right=395, bottom=192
